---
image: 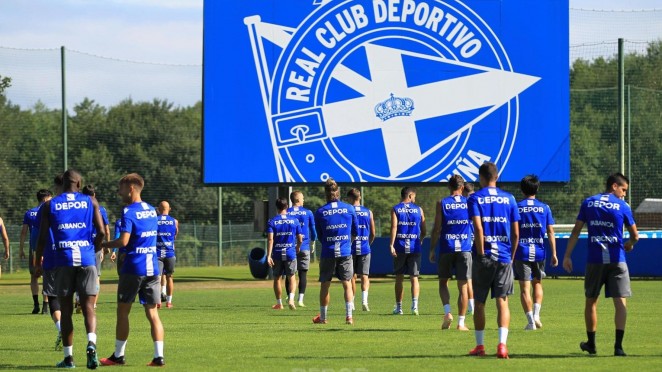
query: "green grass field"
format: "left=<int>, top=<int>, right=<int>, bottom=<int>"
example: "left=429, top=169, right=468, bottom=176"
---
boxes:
left=1, top=266, right=661, bottom=371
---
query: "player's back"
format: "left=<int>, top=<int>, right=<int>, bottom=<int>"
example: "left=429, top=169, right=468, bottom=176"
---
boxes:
left=440, top=195, right=472, bottom=253
left=393, top=202, right=423, bottom=253
left=157, top=215, right=177, bottom=258
left=121, top=202, right=159, bottom=276
left=315, top=201, right=357, bottom=258
left=49, top=192, right=95, bottom=267
left=468, top=187, right=519, bottom=262
left=287, top=206, right=314, bottom=250
left=516, top=198, right=553, bottom=262
left=353, top=205, right=371, bottom=255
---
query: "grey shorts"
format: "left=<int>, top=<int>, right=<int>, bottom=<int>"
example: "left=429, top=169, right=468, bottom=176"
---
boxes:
left=273, top=259, right=297, bottom=277
left=42, top=269, right=57, bottom=297
left=514, top=260, right=544, bottom=281
left=117, top=274, right=161, bottom=305
left=319, top=256, right=353, bottom=282
left=438, top=252, right=472, bottom=280
left=353, top=253, right=371, bottom=276
left=297, top=250, right=310, bottom=271
left=584, top=263, right=631, bottom=298
left=158, top=257, right=176, bottom=275
left=95, top=251, right=103, bottom=277
left=55, top=266, right=98, bottom=297
left=393, top=252, right=421, bottom=276
left=472, top=256, right=513, bottom=303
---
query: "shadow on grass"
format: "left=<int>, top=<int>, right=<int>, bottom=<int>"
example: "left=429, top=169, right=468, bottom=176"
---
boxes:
left=0, top=364, right=55, bottom=370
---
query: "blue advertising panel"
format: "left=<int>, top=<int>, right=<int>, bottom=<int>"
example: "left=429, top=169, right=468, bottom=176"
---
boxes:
left=203, top=0, right=569, bottom=184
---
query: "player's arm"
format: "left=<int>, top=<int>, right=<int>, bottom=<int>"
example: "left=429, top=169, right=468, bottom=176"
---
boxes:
left=368, top=210, right=376, bottom=246
left=266, top=232, right=274, bottom=267
left=563, top=220, right=585, bottom=273
left=308, top=213, right=317, bottom=253
left=35, top=202, right=51, bottom=271
left=547, top=224, right=558, bottom=267
left=429, top=201, right=442, bottom=263
left=174, top=218, right=179, bottom=240
left=471, top=215, right=484, bottom=256
left=295, top=233, right=303, bottom=254
left=624, top=223, right=638, bottom=252
left=90, top=198, right=106, bottom=252
left=0, top=220, right=9, bottom=260
left=19, top=223, right=29, bottom=259
left=389, top=209, right=398, bottom=257
left=510, top=221, right=519, bottom=262
left=420, top=207, right=427, bottom=239
left=103, top=232, right=130, bottom=249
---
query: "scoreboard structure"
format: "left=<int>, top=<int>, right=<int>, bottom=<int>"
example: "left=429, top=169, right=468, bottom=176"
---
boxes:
left=203, top=0, right=569, bottom=184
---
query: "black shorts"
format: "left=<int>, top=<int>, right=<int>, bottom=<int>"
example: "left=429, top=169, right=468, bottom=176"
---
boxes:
left=438, top=252, right=472, bottom=280
left=319, top=256, right=353, bottom=282
left=158, top=257, right=176, bottom=275
left=584, top=263, right=631, bottom=298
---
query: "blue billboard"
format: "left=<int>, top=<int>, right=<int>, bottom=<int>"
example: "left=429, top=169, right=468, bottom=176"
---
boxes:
left=203, top=0, right=569, bottom=184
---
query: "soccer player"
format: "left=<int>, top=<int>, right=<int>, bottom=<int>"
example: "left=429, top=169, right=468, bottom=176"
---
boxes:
left=390, top=186, right=426, bottom=316
left=82, top=184, right=111, bottom=311
left=287, top=190, right=316, bottom=307
left=313, top=178, right=358, bottom=325
left=563, top=173, right=638, bottom=357
left=267, top=197, right=302, bottom=310
left=99, top=173, right=165, bottom=367
left=35, top=169, right=106, bottom=369
left=462, top=182, right=476, bottom=315
left=0, top=217, right=9, bottom=279
left=467, top=162, right=519, bottom=359
left=514, top=175, right=557, bottom=330
left=19, top=189, right=53, bottom=314
left=346, top=188, right=375, bottom=312
left=157, top=201, right=178, bottom=309
left=429, top=175, right=472, bottom=331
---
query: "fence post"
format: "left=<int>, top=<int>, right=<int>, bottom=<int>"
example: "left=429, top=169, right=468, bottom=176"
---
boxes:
left=218, top=187, right=223, bottom=267
left=193, top=220, right=198, bottom=266
left=61, top=46, right=68, bottom=170
left=618, top=38, right=625, bottom=175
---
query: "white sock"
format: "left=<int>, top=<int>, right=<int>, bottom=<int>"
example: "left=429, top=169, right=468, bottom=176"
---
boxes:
left=276, top=298, right=282, bottom=305
left=362, top=291, right=368, bottom=304
left=115, top=339, right=127, bottom=358
left=154, top=340, right=164, bottom=358
left=161, top=286, right=166, bottom=295
left=396, top=301, right=402, bottom=310
left=526, top=311, right=535, bottom=324
left=298, top=293, right=304, bottom=303
left=475, top=330, right=484, bottom=346
left=458, top=316, right=466, bottom=327
left=55, top=320, right=61, bottom=332
left=320, top=306, right=328, bottom=320
left=498, top=327, right=509, bottom=344
left=288, top=293, right=294, bottom=302
left=533, top=303, right=541, bottom=319
left=64, top=345, right=73, bottom=358
left=346, top=302, right=353, bottom=318
left=412, top=297, right=418, bottom=310
left=469, top=299, right=475, bottom=311
left=443, top=304, right=452, bottom=315
left=166, top=295, right=172, bottom=303
left=87, top=332, right=97, bottom=344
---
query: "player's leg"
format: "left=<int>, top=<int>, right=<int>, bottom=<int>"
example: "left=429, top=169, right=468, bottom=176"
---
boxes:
left=351, top=255, right=358, bottom=310
left=338, top=256, right=354, bottom=324
left=286, top=259, right=297, bottom=309
left=580, top=263, right=604, bottom=354
left=142, top=275, right=165, bottom=366
left=94, top=250, right=102, bottom=309
left=29, top=251, right=40, bottom=314
left=273, top=272, right=283, bottom=309
left=54, top=266, right=78, bottom=367
left=409, top=253, right=421, bottom=315
left=609, top=262, right=631, bottom=356
left=438, top=253, right=453, bottom=325
left=494, top=261, right=513, bottom=358
left=456, top=280, right=469, bottom=330
left=613, top=297, right=627, bottom=356
left=100, top=273, right=139, bottom=366
left=361, top=253, right=371, bottom=310
left=77, top=266, right=99, bottom=369
left=313, top=258, right=333, bottom=323
left=297, top=250, right=309, bottom=306
left=532, top=278, right=543, bottom=327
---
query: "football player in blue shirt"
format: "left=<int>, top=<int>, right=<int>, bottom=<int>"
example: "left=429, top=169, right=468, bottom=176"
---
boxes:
left=462, top=182, right=476, bottom=315
left=313, top=178, right=358, bottom=325
left=99, top=173, right=165, bottom=367
left=287, top=190, right=316, bottom=307
left=157, top=201, right=179, bottom=309
left=390, top=187, right=426, bottom=316
left=430, top=175, right=472, bottom=331
left=267, top=197, right=303, bottom=310
left=514, top=175, right=557, bottom=331
left=563, top=173, right=638, bottom=357
left=19, top=189, right=52, bottom=314
left=35, top=170, right=106, bottom=369
left=82, top=184, right=111, bottom=311
left=110, top=218, right=127, bottom=275
left=346, top=188, right=375, bottom=312
left=467, top=162, right=519, bottom=359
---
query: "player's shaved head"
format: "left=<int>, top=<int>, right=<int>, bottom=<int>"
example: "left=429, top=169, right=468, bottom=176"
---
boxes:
left=158, top=201, right=171, bottom=214
left=62, top=169, right=82, bottom=191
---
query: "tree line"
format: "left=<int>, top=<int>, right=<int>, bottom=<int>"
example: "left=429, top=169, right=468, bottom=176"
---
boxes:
left=1, top=40, right=661, bottom=229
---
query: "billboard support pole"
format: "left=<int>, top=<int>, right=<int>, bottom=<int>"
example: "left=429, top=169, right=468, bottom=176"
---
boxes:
left=61, top=46, right=68, bottom=171
left=218, top=187, right=223, bottom=266
left=618, top=38, right=625, bottom=176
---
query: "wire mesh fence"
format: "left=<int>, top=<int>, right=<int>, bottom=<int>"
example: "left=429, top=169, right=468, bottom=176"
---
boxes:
left=1, top=9, right=662, bottom=273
